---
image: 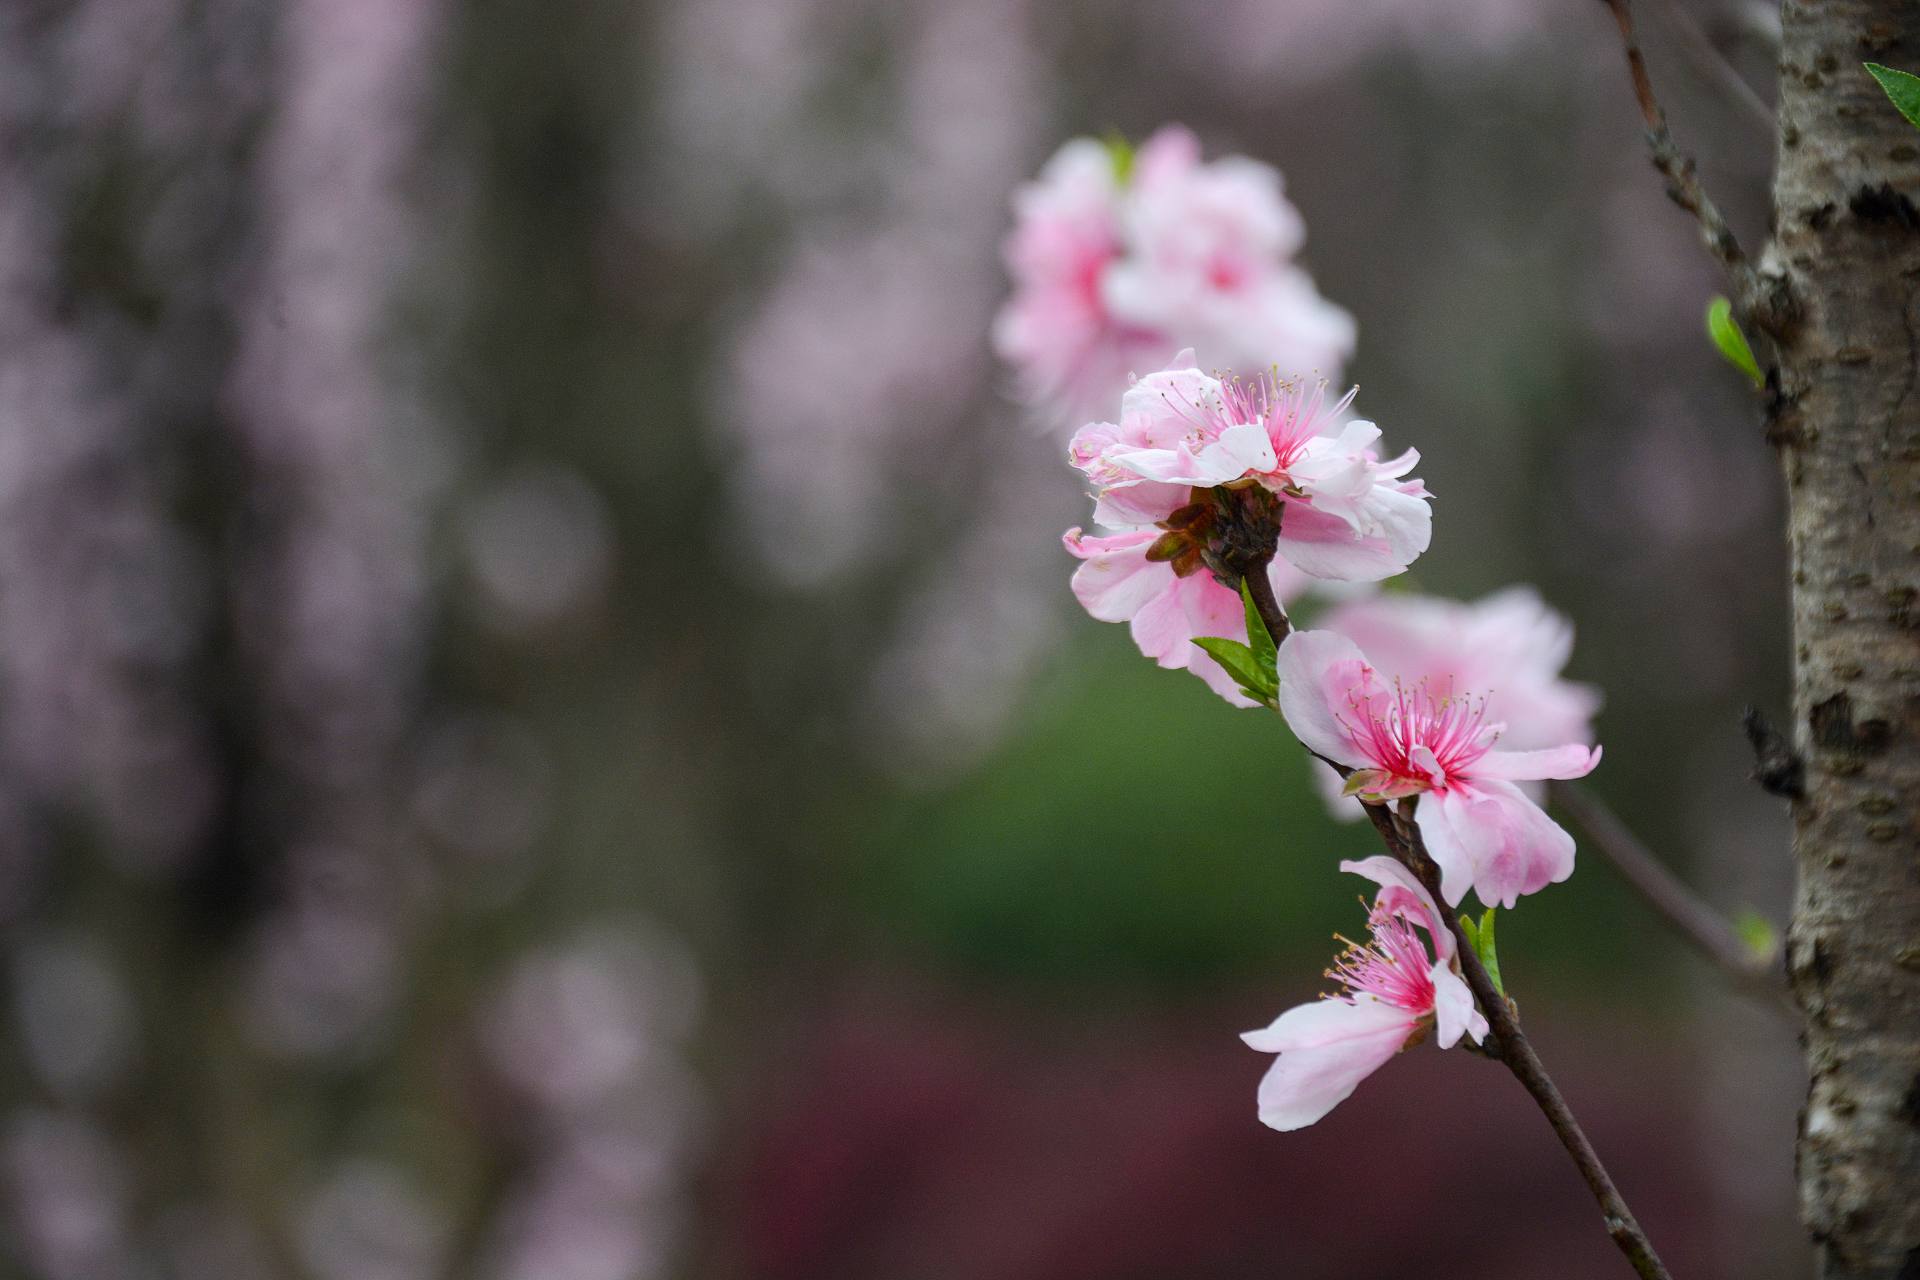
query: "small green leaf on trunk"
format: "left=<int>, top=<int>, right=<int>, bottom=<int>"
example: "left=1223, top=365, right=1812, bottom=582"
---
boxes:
left=1865, top=63, right=1920, bottom=131
left=1706, top=296, right=1763, bottom=388
left=1733, top=909, right=1779, bottom=962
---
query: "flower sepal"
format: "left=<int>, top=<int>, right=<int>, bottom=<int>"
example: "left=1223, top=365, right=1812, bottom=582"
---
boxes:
left=1341, top=768, right=1427, bottom=803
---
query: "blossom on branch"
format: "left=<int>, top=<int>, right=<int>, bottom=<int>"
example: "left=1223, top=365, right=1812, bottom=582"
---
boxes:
left=1243, top=856, right=1486, bottom=1131
left=995, top=126, right=1354, bottom=424
left=1325, top=587, right=1600, bottom=750
left=1063, top=526, right=1308, bottom=707
left=1310, top=587, right=1602, bottom=813
left=1068, top=355, right=1430, bottom=580
left=1276, top=629, right=1600, bottom=908
left=1061, top=353, right=1431, bottom=703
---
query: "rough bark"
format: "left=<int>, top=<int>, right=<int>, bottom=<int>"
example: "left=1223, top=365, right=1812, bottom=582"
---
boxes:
left=1771, top=4, right=1920, bottom=1274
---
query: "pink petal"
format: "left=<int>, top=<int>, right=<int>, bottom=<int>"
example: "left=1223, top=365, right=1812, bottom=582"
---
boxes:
left=1337, top=855, right=1454, bottom=965
left=1337, top=854, right=1426, bottom=903
left=1430, top=964, right=1482, bottom=1049
left=1129, top=570, right=1237, bottom=662
left=1272, top=501, right=1411, bottom=582
left=1241, top=997, right=1417, bottom=1131
left=1063, top=529, right=1172, bottom=623
left=1471, top=743, right=1602, bottom=782
left=1275, top=630, right=1379, bottom=767
left=1116, top=365, right=1221, bottom=446
left=1131, top=124, right=1202, bottom=187
left=1414, top=781, right=1577, bottom=910
left=1091, top=479, right=1190, bottom=528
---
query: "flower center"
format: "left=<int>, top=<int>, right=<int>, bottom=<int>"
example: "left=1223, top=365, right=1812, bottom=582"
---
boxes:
left=1342, top=678, right=1495, bottom=791
left=1163, top=370, right=1354, bottom=483
left=1328, top=911, right=1435, bottom=1013
left=1216, top=372, right=1319, bottom=472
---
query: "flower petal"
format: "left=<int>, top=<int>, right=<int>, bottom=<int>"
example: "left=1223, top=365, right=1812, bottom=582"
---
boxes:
left=1430, top=964, right=1481, bottom=1049
left=1242, top=997, right=1417, bottom=1131
left=1415, top=781, right=1578, bottom=910
left=1471, top=743, right=1602, bottom=782
left=1272, top=501, right=1417, bottom=582
left=1276, top=630, right=1379, bottom=766
left=1091, top=479, right=1191, bottom=529
left=1063, top=529, right=1172, bottom=623
left=1338, top=856, right=1454, bottom=965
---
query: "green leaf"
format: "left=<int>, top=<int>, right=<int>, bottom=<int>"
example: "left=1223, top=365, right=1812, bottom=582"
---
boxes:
left=1865, top=62, right=1920, bottom=131
left=1103, top=131, right=1135, bottom=184
left=1706, top=296, right=1763, bottom=388
left=1192, top=636, right=1276, bottom=706
left=1461, top=907, right=1505, bottom=997
left=1238, top=577, right=1278, bottom=683
left=1733, top=909, right=1779, bottom=962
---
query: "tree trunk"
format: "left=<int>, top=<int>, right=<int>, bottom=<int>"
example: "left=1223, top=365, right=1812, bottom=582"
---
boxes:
left=1772, top=3, right=1920, bottom=1274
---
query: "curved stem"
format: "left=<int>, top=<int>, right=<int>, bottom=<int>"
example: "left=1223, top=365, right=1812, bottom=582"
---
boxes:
left=1240, top=559, right=1291, bottom=644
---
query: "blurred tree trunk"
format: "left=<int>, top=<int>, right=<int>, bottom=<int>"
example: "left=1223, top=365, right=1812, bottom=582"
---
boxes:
left=1771, top=4, right=1920, bottom=1275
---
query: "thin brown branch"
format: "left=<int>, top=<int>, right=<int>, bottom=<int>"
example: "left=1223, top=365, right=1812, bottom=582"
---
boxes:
left=1242, top=565, right=1291, bottom=645
left=1550, top=780, right=1794, bottom=1018
left=1596, top=0, right=1790, bottom=335
left=1384, top=807, right=1678, bottom=1280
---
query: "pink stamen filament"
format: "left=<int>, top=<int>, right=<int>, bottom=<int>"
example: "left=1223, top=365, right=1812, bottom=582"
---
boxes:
left=1340, top=677, right=1496, bottom=790
left=1328, top=911, right=1435, bottom=1013
left=1158, top=368, right=1355, bottom=477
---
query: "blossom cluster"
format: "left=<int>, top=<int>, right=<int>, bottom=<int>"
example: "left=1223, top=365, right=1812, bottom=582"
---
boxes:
left=1064, top=353, right=1430, bottom=704
left=994, top=126, right=1355, bottom=426
left=1005, top=127, right=1604, bottom=1132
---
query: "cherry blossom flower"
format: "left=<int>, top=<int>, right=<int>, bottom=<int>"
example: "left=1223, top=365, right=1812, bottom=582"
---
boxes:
left=1275, top=629, right=1601, bottom=908
left=1310, top=587, right=1602, bottom=813
left=1068, top=355, right=1430, bottom=579
left=1324, top=587, right=1600, bottom=750
left=1062, top=354, right=1430, bottom=704
left=995, top=126, right=1353, bottom=424
left=1242, top=856, right=1486, bottom=1131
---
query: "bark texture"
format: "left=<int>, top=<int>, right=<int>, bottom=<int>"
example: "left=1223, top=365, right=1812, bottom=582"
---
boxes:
left=1772, top=4, right=1920, bottom=1274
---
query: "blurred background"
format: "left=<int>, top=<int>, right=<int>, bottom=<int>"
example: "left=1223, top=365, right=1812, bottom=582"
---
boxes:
left=0, top=0, right=1805, bottom=1277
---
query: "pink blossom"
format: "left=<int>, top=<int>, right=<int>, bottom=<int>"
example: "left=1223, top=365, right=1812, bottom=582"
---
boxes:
left=1324, top=588, right=1600, bottom=749
left=995, top=126, right=1353, bottom=424
left=1311, top=587, right=1602, bottom=813
left=1242, top=856, right=1486, bottom=1131
left=1063, top=527, right=1308, bottom=707
left=1068, top=353, right=1432, bottom=581
left=1276, top=629, right=1601, bottom=908
left=1061, top=353, right=1429, bottom=704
